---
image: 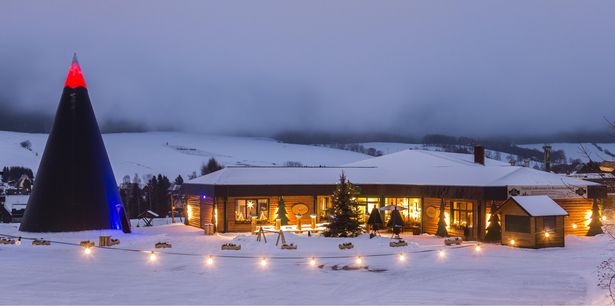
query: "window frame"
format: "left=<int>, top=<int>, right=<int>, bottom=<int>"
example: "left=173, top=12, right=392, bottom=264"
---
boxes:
left=234, top=198, right=269, bottom=223
left=505, top=215, right=531, bottom=233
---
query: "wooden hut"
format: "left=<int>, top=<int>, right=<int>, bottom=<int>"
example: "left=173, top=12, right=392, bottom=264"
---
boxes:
left=498, top=195, right=568, bottom=248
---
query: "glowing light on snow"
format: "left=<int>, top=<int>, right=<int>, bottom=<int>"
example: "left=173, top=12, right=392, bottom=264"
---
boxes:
left=83, top=247, right=93, bottom=256
left=399, top=253, right=406, bottom=262
left=438, top=250, right=446, bottom=258
left=206, top=256, right=214, bottom=266
left=309, top=257, right=317, bottom=266
left=149, top=252, right=157, bottom=263
left=474, top=245, right=481, bottom=253
left=260, top=257, right=268, bottom=267
left=355, top=256, right=363, bottom=264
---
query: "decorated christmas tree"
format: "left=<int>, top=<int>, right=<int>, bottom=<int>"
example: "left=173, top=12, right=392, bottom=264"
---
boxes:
left=587, top=199, right=603, bottom=236
left=277, top=196, right=290, bottom=226
left=436, top=197, right=448, bottom=237
left=484, top=201, right=501, bottom=242
left=323, top=173, right=362, bottom=237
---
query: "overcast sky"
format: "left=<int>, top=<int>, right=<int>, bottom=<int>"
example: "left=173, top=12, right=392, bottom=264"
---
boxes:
left=2, top=1, right=615, bottom=137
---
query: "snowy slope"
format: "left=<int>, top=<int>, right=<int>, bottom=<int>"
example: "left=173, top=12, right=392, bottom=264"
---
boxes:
left=0, top=131, right=369, bottom=183
left=520, top=143, right=615, bottom=162
left=362, top=142, right=615, bottom=164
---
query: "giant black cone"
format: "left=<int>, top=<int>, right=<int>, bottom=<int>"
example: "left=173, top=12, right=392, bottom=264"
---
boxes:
left=20, top=54, right=131, bottom=233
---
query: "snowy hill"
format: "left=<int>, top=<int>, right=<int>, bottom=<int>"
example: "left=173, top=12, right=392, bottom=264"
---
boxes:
left=360, top=142, right=615, bottom=165
left=0, top=131, right=369, bottom=183
left=519, top=143, right=615, bottom=163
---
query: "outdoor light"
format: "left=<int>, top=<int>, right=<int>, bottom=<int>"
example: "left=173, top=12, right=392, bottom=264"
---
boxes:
left=206, top=256, right=214, bottom=266
left=260, top=257, right=268, bottom=267
left=309, top=257, right=317, bottom=266
left=603, top=216, right=607, bottom=221
left=15, top=238, right=21, bottom=246
left=438, top=250, right=446, bottom=258
left=544, top=232, right=550, bottom=238
left=149, top=252, right=157, bottom=263
left=474, top=244, right=481, bottom=253
left=83, top=247, right=92, bottom=256
left=509, top=239, right=516, bottom=246
left=572, top=223, right=578, bottom=229
left=355, top=256, right=363, bottom=264
left=399, top=253, right=406, bottom=262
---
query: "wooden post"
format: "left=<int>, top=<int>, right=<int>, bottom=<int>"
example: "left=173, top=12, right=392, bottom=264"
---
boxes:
left=275, top=218, right=281, bottom=231
left=223, top=196, right=228, bottom=233
left=296, top=214, right=302, bottom=231
left=251, top=216, right=257, bottom=234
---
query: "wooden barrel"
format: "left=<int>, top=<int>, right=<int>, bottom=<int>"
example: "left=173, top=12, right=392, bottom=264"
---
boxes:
left=99, top=235, right=111, bottom=247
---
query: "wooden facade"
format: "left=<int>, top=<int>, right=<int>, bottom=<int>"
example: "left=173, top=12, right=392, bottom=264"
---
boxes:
left=498, top=198, right=566, bottom=248
left=181, top=181, right=606, bottom=242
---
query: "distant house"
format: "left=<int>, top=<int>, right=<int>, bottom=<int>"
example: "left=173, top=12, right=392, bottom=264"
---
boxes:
left=2, top=194, right=29, bottom=222
left=16, top=175, right=32, bottom=193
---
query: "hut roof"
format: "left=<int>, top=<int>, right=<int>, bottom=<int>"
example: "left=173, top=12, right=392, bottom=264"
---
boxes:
left=502, top=195, right=568, bottom=217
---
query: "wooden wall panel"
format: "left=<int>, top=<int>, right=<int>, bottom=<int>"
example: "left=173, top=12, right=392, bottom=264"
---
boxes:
left=555, top=198, right=593, bottom=236
left=186, top=196, right=201, bottom=228
left=500, top=201, right=535, bottom=248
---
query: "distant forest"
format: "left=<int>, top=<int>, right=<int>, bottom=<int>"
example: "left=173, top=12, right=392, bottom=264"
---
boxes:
left=274, top=132, right=577, bottom=163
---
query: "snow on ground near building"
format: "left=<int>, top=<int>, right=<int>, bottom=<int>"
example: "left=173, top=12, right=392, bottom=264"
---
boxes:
left=0, top=131, right=368, bottom=183
left=0, top=222, right=611, bottom=305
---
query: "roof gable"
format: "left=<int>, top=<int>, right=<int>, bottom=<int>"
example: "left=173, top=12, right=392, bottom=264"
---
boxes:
left=500, top=195, right=568, bottom=217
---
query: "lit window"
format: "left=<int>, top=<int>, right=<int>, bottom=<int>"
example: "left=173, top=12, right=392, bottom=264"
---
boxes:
left=235, top=199, right=269, bottom=222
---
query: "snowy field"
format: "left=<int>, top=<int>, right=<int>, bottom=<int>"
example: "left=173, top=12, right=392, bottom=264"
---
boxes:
left=0, top=222, right=611, bottom=305
left=0, top=131, right=368, bottom=183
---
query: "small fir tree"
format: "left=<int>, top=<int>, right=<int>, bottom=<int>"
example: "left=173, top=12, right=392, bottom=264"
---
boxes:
left=174, top=175, right=184, bottom=185
left=323, top=173, right=362, bottom=237
left=276, top=197, right=290, bottom=226
left=436, top=197, right=448, bottom=237
left=484, top=200, right=502, bottom=242
left=201, top=158, right=224, bottom=176
left=587, top=199, right=604, bottom=236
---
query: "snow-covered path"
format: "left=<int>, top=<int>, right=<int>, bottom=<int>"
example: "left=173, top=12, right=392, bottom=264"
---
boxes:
left=0, top=222, right=611, bottom=305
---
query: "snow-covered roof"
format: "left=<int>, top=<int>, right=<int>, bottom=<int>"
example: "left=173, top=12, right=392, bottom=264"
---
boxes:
left=2, top=195, right=29, bottom=212
left=186, top=149, right=600, bottom=188
left=507, top=195, right=568, bottom=216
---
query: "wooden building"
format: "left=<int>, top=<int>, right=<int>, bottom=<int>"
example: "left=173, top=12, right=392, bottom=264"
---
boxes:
left=498, top=196, right=567, bottom=248
left=180, top=148, right=607, bottom=241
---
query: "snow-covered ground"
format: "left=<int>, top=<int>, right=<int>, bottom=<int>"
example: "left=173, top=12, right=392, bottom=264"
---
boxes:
left=0, top=131, right=369, bottom=183
left=0, top=222, right=611, bottom=305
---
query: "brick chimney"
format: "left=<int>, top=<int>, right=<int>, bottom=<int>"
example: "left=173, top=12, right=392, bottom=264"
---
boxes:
left=474, top=145, right=485, bottom=165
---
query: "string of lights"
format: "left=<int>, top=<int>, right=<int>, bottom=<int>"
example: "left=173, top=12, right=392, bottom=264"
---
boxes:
left=0, top=232, right=482, bottom=264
